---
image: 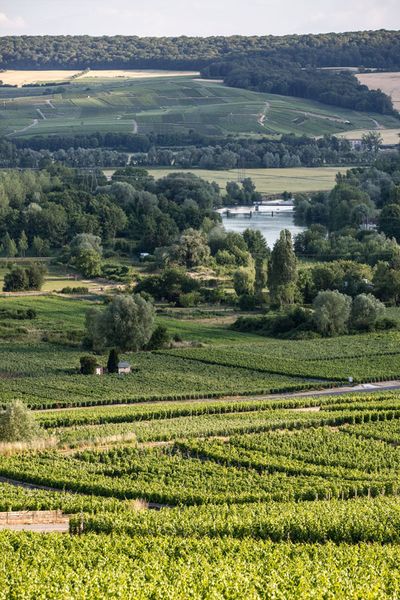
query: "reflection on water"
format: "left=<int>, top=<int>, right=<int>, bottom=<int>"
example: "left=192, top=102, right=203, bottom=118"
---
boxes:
left=221, top=209, right=306, bottom=248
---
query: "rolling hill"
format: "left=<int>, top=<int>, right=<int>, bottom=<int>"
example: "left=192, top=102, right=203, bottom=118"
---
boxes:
left=1, top=74, right=399, bottom=139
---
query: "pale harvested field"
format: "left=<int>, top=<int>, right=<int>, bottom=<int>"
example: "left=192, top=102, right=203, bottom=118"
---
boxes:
left=0, top=70, right=81, bottom=86
left=339, top=129, right=400, bottom=144
left=80, top=69, right=199, bottom=80
left=357, top=72, right=400, bottom=110
left=0, top=69, right=199, bottom=87
left=111, top=167, right=348, bottom=194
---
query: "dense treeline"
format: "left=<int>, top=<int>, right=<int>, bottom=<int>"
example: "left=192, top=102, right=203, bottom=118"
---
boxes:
left=294, top=151, right=400, bottom=234
left=287, top=151, right=400, bottom=311
left=0, top=165, right=221, bottom=257
left=203, top=57, right=397, bottom=116
left=131, top=135, right=375, bottom=170
left=0, top=31, right=400, bottom=70
left=13, top=132, right=157, bottom=153
left=0, top=134, right=377, bottom=170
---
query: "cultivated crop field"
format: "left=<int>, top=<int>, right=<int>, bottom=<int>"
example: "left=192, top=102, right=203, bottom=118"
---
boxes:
left=143, top=166, right=348, bottom=194
left=357, top=71, right=400, bottom=110
left=1, top=74, right=399, bottom=139
left=337, top=72, right=400, bottom=145
left=339, top=128, right=400, bottom=145
left=0, top=69, right=199, bottom=87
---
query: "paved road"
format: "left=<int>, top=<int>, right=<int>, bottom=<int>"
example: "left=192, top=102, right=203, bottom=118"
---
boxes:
left=250, top=380, right=400, bottom=402
left=0, top=522, right=69, bottom=533
left=34, top=380, right=400, bottom=413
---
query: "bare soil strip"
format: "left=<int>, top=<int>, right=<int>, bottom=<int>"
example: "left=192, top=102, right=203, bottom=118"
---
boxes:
left=0, top=70, right=199, bottom=87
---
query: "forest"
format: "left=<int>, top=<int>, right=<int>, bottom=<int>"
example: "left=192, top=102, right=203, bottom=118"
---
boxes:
left=203, top=57, right=397, bottom=115
left=0, top=30, right=400, bottom=70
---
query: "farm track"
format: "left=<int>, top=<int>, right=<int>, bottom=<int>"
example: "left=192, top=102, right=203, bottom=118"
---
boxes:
left=6, top=118, right=38, bottom=137
left=0, top=522, right=69, bottom=533
left=257, top=102, right=269, bottom=127
left=34, top=379, right=400, bottom=413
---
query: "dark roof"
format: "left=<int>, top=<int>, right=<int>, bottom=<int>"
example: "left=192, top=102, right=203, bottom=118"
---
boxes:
left=118, top=361, right=131, bottom=368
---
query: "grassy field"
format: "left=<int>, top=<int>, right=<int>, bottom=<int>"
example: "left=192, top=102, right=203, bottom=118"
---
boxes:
left=1, top=74, right=399, bottom=139
left=0, top=262, right=111, bottom=293
left=140, top=166, right=347, bottom=194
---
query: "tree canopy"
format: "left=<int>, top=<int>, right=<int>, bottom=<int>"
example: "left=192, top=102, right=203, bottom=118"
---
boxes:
left=86, top=295, right=155, bottom=352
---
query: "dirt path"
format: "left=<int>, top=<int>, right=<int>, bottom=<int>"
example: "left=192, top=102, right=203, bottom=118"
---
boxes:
left=6, top=118, right=38, bottom=137
left=301, top=111, right=349, bottom=124
left=257, top=102, right=269, bottom=127
left=370, top=118, right=382, bottom=129
left=0, top=522, right=69, bottom=532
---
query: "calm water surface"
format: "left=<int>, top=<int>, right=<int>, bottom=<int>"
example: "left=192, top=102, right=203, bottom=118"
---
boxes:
left=221, top=208, right=306, bottom=248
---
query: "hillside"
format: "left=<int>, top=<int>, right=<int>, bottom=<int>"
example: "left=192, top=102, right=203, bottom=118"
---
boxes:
left=2, top=75, right=399, bottom=139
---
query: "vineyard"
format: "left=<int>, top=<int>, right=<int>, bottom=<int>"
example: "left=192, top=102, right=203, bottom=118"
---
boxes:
left=2, top=390, right=400, bottom=596
left=1, top=295, right=400, bottom=410
left=2, top=75, right=399, bottom=139
left=2, top=392, right=400, bottom=596
left=2, top=295, right=400, bottom=596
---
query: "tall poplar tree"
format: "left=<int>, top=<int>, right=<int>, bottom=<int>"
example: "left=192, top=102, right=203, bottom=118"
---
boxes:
left=2, top=233, right=17, bottom=258
left=268, top=230, right=297, bottom=307
left=18, top=231, right=28, bottom=257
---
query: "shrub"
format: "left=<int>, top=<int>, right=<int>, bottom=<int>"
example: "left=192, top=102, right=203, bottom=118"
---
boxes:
left=147, top=325, right=171, bottom=350
left=3, top=266, right=28, bottom=292
left=3, top=263, right=46, bottom=292
left=375, top=317, right=398, bottom=331
left=179, top=292, right=202, bottom=308
left=238, top=294, right=258, bottom=311
left=351, top=293, right=385, bottom=331
left=80, top=355, right=98, bottom=375
left=0, top=400, right=41, bottom=442
left=232, top=306, right=312, bottom=337
left=102, top=263, right=131, bottom=283
left=313, top=290, right=352, bottom=337
left=60, top=286, right=89, bottom=294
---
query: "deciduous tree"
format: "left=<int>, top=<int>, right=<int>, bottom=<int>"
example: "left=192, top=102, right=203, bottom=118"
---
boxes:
left=268, top=230, right=297, bottom=307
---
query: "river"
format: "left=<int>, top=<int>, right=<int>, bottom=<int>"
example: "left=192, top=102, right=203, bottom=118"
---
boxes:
left=220, top=207, right=306, bottom=248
